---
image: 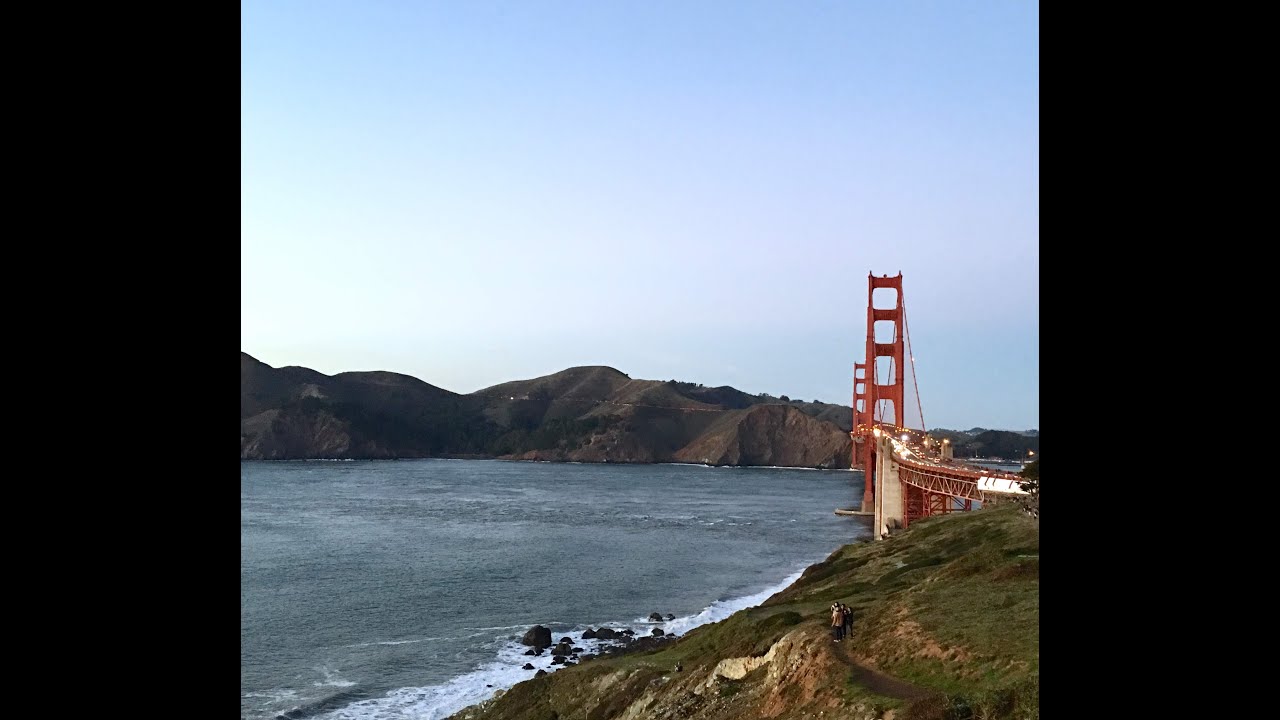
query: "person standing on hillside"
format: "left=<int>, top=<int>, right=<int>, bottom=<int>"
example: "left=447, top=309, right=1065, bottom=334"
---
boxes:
left=831, top=603, right=844, bottom=642
left=841, top=603, right=853, bottom=637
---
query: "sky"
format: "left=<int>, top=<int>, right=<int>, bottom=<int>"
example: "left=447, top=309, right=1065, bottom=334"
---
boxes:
left=242, top=1, right=1038, bottom=432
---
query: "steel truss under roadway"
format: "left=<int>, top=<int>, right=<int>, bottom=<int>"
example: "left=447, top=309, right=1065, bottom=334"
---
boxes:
left=896, top=460, right=1011, bottom=527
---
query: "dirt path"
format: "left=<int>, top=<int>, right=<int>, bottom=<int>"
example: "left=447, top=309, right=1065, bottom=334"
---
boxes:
left=830, top=637, right=932, bottom=700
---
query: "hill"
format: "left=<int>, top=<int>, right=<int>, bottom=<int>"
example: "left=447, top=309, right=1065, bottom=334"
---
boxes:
left=241, top=354, right=1035, bottom=469
left=240, top=353, right=497, bottom=459
left=449, top=503, right=1039, bottom=720
left=240, top=355, right=853, bottom=467
left=928, top=428, right=1039, bottom=460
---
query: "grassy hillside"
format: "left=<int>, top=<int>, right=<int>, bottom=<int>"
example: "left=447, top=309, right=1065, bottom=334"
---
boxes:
left=451, top=504, right=1038, bottom=720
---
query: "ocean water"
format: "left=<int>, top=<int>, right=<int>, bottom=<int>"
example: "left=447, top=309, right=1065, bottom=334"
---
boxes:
left=241, top=459, right=871, bottom=720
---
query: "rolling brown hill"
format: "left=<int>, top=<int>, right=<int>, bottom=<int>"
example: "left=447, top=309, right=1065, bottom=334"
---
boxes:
left=240, top=354, right=854, bottom=467
left=240, top=353, right=495, bottom=459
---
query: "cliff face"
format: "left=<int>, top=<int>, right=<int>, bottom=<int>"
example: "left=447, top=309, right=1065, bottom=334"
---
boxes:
left=240, top=353, right=853, bottom=466
left=448, top=505, right=1040, bottom=720
left=672, top=405, right=852, bottom=469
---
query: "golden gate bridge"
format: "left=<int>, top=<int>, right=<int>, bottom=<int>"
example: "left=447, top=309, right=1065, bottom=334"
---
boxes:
left=851, top=272, right=1029, bottom=540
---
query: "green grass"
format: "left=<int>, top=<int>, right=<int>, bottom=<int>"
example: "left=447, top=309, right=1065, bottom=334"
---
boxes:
left=450, top=504, right=1038, bottom=720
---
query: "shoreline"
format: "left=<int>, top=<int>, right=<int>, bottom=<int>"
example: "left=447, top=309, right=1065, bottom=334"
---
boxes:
left=297, top=554, right=861, bottom=720
left=243, top=461, right=869, bottom=720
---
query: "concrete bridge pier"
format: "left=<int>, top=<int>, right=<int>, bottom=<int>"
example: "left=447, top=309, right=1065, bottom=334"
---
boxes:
left=873, top=434, right=904, bottom=540
left=854, top=436, right=875, bottom=513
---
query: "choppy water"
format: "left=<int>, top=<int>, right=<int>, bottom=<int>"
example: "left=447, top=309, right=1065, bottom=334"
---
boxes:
left=241, top=459, right=870, bottom=720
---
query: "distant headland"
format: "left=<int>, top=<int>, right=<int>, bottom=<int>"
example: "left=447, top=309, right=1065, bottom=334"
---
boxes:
left=241, top=353, right=1038, bottom=466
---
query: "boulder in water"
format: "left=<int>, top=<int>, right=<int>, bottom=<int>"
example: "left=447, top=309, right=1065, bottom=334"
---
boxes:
left=648, top=612, right=664, bottom=621
left=521, top=625, right=553, bottom=649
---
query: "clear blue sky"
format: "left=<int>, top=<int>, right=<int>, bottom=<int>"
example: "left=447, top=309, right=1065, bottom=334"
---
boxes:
left=242, top=1, right=1038, bottom=432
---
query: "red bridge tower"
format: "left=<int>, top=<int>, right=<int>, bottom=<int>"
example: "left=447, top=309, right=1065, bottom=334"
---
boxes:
left=853, top=272, right=905, bottom=513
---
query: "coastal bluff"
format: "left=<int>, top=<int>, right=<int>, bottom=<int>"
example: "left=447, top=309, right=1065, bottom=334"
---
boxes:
left=448, top=504, right=1039, bottom=720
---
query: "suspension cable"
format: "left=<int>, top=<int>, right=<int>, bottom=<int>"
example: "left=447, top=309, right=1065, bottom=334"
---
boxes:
left=902, top=294, right=926, bottom=432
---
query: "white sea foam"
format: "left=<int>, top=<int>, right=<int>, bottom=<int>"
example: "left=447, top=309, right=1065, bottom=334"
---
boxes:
left=243, top=689, right=298, bottom=701
left=243, top=688, right=301, bottom=718
left=656, top=569, right=804, bottom=637
left=311, top=567, right=810, bottom=720
left=314, top=666, right=357, bottom=688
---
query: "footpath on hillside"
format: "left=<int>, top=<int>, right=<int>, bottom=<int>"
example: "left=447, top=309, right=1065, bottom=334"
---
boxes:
left=830, top=632, right=932, bottom=701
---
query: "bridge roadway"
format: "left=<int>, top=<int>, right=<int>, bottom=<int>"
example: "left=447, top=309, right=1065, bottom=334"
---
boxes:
left=887, top=437, right=1027, bottom=503
left=851, top=426, right=1032, bottom=538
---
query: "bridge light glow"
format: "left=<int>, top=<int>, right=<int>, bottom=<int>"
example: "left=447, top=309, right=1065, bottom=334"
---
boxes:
left=902, top=434, right=910, bottom=441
